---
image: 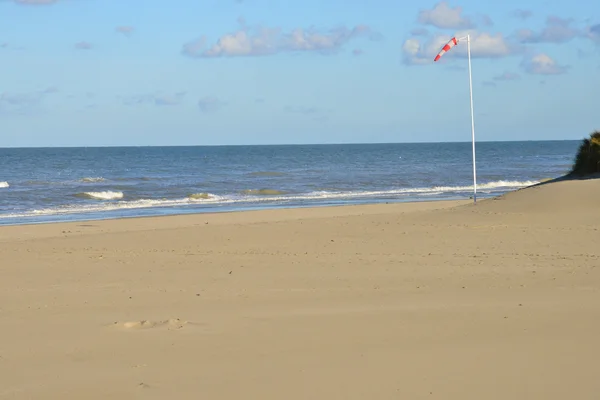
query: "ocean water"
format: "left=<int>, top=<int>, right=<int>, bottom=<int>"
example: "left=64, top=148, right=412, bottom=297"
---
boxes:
left=0, top=141, right=579, bottom=226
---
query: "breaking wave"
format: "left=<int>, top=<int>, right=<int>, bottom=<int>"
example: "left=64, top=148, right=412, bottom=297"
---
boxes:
left=79, top=177, right=106, bottom=183
left=0, top=180, right=538, bottom=220
left=0, top=182, right=8, bottom=188
left=187, top=193, right=214, bottom=200
left=74, top=191, right=124, bottom=200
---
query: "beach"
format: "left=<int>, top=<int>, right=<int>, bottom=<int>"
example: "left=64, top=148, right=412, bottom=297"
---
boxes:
left=0, top=177, right=599, bottom=399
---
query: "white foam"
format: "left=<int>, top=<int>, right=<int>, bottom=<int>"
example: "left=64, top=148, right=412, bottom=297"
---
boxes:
left=79, top=177, right=106, bottom=183
left=83, top=191, right=124, bottom=200
left=0, top=182, right=8, bottom=188
left=0, top=180, right=538, bottom=220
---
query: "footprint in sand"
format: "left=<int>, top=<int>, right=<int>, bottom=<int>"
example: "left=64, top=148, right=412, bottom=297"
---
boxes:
left=112, top=318, right=195, bottom=331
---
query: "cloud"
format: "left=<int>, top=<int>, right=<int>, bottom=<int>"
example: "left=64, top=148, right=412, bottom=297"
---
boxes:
left=1, top=93, right=42, bottom=107
left=482, top=81, right=496, bottom=87
left=182, top=23, right=378, bottom=58
left=480, top=15, right=494, bottom=27
left=119, top=94, right=153, bottom=105
left=284, top=105, right=330, bottom=121
left=512, top=9, right=533, bottom=20
left=0, top=88, right=57, bottom=115
left=402, top=31, right=518, bottom=65
left=154, top=92, right=185, bottom=106
left=12, top=0, right=58, bottom=4
left=116, top=26, right=134, bottom=36
left=515, top=16, right=579, bottom=44
left=417, top=2, right=476, bottom=29
left=410, top=28, right=430, bottom=37
left=493, top=71, right=520, bottom=81
left=586, top=24, right=600, bottom=44
left=118, top=92, right=186, bottom=106
left=352, top=48, right=363, bottom=56
left=74, top=41, right=92, bottom=50
left=198, top=96, right=225, bottom=113
left=521, top=53, right=568, bottom=75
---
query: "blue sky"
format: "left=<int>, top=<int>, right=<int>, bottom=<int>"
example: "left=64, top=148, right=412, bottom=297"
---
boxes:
left=1, top=0, right=599, bottom=146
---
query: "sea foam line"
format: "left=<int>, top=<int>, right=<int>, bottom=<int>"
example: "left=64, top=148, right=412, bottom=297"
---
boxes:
left=79, top=177, right=107, bottom=183
left=0, top=180, right=538, bottom=219
left=76, top=191, right=124, bottom=200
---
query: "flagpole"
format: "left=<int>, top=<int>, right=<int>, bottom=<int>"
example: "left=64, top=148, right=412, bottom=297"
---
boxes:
left=434, top=34, right=478, bottom=204
left=466, top=34, right=477, bottom=203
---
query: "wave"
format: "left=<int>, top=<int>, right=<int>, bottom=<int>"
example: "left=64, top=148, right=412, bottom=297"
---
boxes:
left=0, top=182, right=8, bottom=188
left=111, top=176, right=158, bottom=182
left=0, top=180, right=537, bottom=220
left=79, top=177, right=106, bottom=183
left=74, top=191, right=124, bottom=200
left=187, top=192, right=214, bottom=200
left=241, top=189, right=287, bottom=196
left=415, top=180, right=539, bottom=194
left=246, top=171, right=287, bottom=177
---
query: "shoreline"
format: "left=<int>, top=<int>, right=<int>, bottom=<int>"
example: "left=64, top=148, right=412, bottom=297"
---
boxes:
left=0, top=195, right=472, bottom=228
left=0, top=198, right=469, bottom=240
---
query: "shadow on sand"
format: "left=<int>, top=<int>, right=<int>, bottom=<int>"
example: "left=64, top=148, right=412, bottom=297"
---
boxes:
left=532, top=172, right=600, bottom=188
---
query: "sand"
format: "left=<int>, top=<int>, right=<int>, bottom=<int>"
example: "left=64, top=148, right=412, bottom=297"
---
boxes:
left=1, top=179, right=599, bottom=399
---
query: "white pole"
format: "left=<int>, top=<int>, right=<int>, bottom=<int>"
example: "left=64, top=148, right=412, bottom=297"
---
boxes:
left=466, top=34, right=477, bottom=203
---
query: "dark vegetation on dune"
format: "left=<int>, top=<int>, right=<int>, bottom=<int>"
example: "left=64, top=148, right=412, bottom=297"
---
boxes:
left=570, top=131, right=600, bottom=176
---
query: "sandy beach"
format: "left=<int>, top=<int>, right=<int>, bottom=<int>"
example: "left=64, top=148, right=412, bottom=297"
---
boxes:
left=0, top=178, right=599, bottom=399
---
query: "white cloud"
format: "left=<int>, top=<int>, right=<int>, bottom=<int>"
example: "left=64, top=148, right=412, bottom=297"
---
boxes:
left=183, top=24, right=378, bottom=58
left=515, top=16, right=579, bottom=44
left=402, top=31, right=517, bottom=65
left=417, top=2, right=475, bottom=29
left=522, top=53, right=568, bottom=75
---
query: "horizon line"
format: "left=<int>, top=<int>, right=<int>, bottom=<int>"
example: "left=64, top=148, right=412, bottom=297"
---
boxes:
left=0, top=138, right=581, bottom=150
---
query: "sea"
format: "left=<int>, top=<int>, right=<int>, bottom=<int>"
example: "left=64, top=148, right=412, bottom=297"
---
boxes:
left=0, top=141, right=580, bottom=226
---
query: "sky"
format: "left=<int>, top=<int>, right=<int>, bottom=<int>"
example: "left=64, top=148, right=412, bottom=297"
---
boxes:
left=1, top=0, right=599, bottom=147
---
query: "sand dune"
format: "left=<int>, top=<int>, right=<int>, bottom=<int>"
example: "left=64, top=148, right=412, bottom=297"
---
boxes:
left=0, top=178, right=599, bottom=399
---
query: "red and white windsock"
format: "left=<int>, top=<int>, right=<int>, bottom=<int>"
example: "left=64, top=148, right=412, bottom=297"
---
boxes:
left=434, top=37, right=459, bottom=62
